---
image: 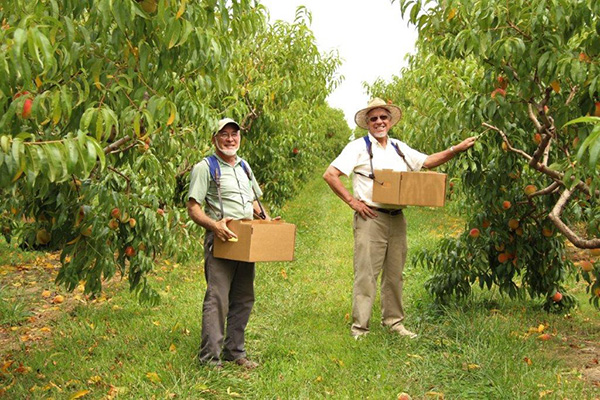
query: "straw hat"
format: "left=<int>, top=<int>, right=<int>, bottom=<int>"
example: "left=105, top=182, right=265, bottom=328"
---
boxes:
left=354, top=98, right=402, bottom=130
left=214, top=118, right=240, bottom=135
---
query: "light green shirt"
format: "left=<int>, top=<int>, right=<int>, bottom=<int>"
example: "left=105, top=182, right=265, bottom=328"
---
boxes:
left=188, top=154, right=263, bottom=220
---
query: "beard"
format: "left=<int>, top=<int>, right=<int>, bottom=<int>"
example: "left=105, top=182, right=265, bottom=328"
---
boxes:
left=371, top=131, right=387, bottom=139
left=216, top=142, right=239, bottom=156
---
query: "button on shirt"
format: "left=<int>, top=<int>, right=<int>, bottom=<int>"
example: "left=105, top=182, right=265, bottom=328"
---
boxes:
left=331, top=133, right=428, bottom=208
left=188, top=155, right=263, bottom=220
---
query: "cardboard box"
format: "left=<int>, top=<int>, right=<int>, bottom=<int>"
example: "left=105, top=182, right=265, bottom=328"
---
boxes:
left=372, top=170, right=447, bottom=207
left=213, top=219, right=296, bottom=262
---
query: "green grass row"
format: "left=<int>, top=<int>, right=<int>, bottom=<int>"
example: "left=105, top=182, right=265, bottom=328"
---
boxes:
left=1, top=168, right=599, bottom=399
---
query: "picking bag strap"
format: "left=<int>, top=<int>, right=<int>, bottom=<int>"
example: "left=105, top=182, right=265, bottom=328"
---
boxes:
left=362, top=136, right=375, bottom=179
left=205, top=155, right=225, bottom=219
left=363, top=135, right=415, bottom=177
left=240, top=160, right=266, bottom=220
left=390, top=142, right=415, bottom=171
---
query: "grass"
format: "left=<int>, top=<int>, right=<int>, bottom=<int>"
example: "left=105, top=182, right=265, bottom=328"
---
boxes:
left=0, top=168, right=599, bottom=399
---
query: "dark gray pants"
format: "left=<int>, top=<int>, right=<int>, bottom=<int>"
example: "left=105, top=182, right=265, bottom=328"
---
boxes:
left=199, top=232, right=255, bottom=365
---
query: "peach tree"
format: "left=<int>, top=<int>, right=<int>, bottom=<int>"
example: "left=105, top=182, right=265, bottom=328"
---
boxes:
left=0, top=1, right=346, bottom=303
left=376, top=0, right=600, bottom=310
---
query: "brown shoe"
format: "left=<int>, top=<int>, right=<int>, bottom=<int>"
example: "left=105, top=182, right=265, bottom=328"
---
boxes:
left=389, top=324, right=418, bottom=338
left=234, top=357, right=258, bottom=369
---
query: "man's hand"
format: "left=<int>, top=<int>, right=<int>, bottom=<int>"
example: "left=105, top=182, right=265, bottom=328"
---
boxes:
left=454, top=136, right=478, bottom=152
left=349, top=198, right=377, bottom=220
left=214, top=217, right=237, bottom=242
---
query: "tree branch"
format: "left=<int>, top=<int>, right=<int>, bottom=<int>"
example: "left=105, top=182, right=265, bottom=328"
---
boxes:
left=548, top=187, right=600, bottom=249
left=565, top=85, right=578, bottom=106
left=107, top=166, right=131, bottom=194
left=527, top=103, right=543, bottom=132
left=103, top=136, right=131, bottom=154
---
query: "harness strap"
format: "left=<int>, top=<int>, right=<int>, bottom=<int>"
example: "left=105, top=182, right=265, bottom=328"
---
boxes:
left=239, top=160, right=266, bottom=220
left=205, top=156, right=225, bottom=219
left=362, top=136, right=415, bottom=183
left=205, top=155, right=266, bottom=220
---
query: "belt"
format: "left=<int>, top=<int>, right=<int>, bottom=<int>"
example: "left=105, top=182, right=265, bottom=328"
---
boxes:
left=372, top=207, right=403, bottom=216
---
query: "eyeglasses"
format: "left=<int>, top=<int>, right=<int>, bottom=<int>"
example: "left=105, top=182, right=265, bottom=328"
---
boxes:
left=368, top=114, right=389, bottom=122
left=216, top=131, right=240, bottom=139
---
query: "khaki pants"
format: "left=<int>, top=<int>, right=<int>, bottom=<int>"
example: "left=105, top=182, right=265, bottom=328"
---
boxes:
left=351, top=210, right=407, bottom=336
left=199, top=232, right=255, bottom=364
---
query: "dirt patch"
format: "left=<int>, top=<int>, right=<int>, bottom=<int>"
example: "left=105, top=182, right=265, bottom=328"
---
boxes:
left=0, top=251, right=124, bottom=355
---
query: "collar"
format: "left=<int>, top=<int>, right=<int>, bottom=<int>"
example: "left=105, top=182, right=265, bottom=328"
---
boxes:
left=214, top=153, right=241, bottom=167
left=367, top=132, right=390, bottom=148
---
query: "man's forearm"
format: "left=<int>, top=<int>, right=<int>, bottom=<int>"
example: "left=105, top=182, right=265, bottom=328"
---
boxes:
left=187, top=200, right=217, bottom=232
left=323, top=167, right=354, bottom=204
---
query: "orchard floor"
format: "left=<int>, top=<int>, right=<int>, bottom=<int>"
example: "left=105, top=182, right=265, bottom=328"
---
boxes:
left=1, top=169, right=599, bottom=399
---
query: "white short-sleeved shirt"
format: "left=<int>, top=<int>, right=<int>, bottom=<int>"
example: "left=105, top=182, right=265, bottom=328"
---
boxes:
left=331, top=133, right=428, bottom=208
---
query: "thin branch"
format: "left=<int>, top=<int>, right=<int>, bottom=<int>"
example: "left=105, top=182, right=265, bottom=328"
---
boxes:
left=565, top=85, right=578, bottom=106
left=527, top=103, right=543, bottom=132
left=506, top=20, right=532, bottom=41
left=107, top=166, right=131, bottom=194
left=482, top=123, right=531, bottom=160
left=110, top=142, right=137, bottom=155
left=530, top=181, right=560, bottom=198
left=103, top=136, right=131, bottom=154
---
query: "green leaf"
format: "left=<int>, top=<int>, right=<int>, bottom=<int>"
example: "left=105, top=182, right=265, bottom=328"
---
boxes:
left=562, top=116, right=600, bottom=128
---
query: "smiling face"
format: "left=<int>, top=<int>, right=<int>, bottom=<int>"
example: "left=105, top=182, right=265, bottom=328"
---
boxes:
left=366, top=107, right=392, bottom=138
left=213, top=123, right=240, bottom=157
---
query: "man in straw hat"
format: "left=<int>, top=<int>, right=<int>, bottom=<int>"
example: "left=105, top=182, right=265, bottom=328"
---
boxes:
left=323, top=98, right=477, bottom=339
left=187, top=117, right=275, bottom=368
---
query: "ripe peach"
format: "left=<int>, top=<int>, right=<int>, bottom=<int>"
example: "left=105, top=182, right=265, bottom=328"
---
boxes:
left=491, top=88, right=506, bottom=98
left=469, top=228, right=480, bottom=238
left=533, top=133, right=542, bottom=144
left=157, top=208, right=165, bottom=216
left=502, top=200, right=512, bottom=210
left=508, top=219, right=519, bottom=230
left=498, top=253, right=509, bottom=263
left=551, top=292, right=563, bottom=302
left=111, top=207, right=120, bottom=219
left=22, top=98, right=33, bottom=118
left=108, top=219, right=119, bottom=230
left=542, top=228, right=553, bottom=237
left=482, top=220, right=491, bottom=228
left=579, top=260, right=593, bottom=272
left=125, top=246, right=136, bottom=257
left=524, top=185, right=536, bottom=196
left=128, top=218, right=136, bottom=228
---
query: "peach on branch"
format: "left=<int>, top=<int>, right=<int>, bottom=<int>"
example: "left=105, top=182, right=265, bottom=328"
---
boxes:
left=524, top=185, right=536, bottom=196
left=110, top=208, right=121, bottom=219
left=578, top=260, right=593, bottom=272
left=469, top=228, right=480, bottom=238
left=551, top=292, right=563, bottom=302
left=125, top=246, right=136, bottom=257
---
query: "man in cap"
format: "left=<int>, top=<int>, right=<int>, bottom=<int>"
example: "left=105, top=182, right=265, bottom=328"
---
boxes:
left=323, top=98, right=477, bottom=339
left=187, top=118, right=271, bottom=368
